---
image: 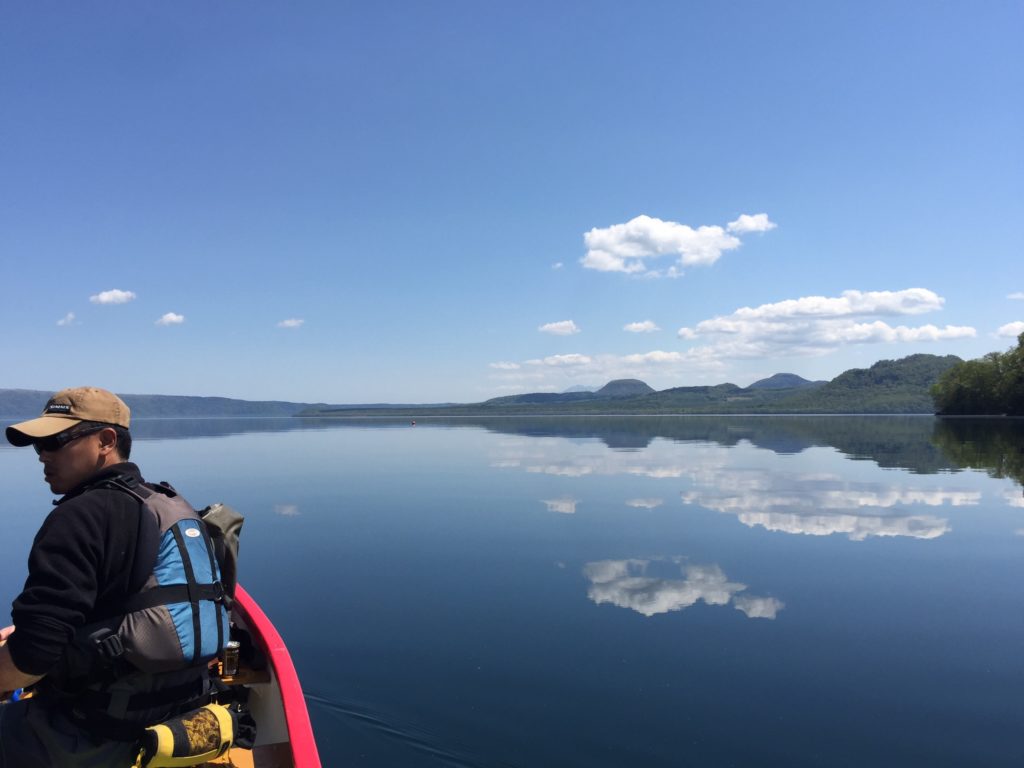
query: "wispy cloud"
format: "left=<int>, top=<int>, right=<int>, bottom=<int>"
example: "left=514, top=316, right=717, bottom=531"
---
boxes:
left=723, top=289, right=944, bottom=320
left=490, top=361, right=521, bottom=370
left=526, top=353, right=592, bottom=367
left=277, top=318, right=304, bottom=329
left=624, top=320, right=660, bottom=333
left=581, top=212, right=775, bottom=277
left=677, top=288, right=974, bottom=360
left=90, top=289, right=136, bottom=305
left=56, top=312, right=76, bottom=327
left=274, top=504, right=300, bottom=517
left=539, top=320, right=580, bottom=335
left=552, top=262, right=564, bottom=270
left=489, top=288, right=975, bottom=396
left=155, top=312, right=185, bottom=326
left=997, top=321, right=1024, bottom=338
left=1008, top=292, right=1024, bottom=300
left=621, top=350, right=683, bottom=364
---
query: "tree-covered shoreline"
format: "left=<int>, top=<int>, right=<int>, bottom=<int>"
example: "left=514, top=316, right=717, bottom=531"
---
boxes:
left=931, top=333, right=1024, bottom=416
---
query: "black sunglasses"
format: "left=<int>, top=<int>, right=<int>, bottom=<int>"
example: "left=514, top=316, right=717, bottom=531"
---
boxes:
left=32, top=425, right=108, bottom=455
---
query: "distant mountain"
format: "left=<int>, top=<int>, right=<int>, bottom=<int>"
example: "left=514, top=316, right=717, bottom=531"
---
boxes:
left=475, top=378, right=656, bottom=407
left=0, top=389, right=452, bottom=419
left=765, top=354, right=963, bottom=413
left=5, top=353, right=965, bottom=421
left=0, top=390, right=323, bottom=419
left=562, top=385, right=597, bottom=394
left=300, top=354, right=963, bottom=417
left=748, top=373, right=825, bottom=390
left=595, top=379, right=655, bottom=397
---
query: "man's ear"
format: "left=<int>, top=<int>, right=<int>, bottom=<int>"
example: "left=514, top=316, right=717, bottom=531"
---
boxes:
left=97, top=426, right=118, bottom=457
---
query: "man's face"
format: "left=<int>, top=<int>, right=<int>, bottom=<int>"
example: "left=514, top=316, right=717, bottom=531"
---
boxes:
left=36, top=427, right=111, bottom=494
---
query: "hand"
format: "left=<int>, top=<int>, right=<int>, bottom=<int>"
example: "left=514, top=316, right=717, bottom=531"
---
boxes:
left=0, top=626, right=13, bottom=645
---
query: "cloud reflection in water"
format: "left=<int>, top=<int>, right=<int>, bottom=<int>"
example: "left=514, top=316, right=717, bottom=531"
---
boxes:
left=493, top=435, right=981, bottom=541
left=543, top=498, right=578, bottom=514
left=625, top=498, right=664, bottom=509
left=584, top=558, right=783, bottom=619
left=679, top=472, right=969, bottom=540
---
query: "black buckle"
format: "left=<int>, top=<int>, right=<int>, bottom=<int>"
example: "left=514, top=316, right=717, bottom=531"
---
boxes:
left=90, top=629, right=125, bottom=660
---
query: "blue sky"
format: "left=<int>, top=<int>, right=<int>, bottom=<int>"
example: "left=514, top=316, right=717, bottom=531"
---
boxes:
left=2, top=2, right=1021, bottom=403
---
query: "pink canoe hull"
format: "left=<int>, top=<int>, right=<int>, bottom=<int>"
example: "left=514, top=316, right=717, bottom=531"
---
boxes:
left=233, top=585, right=322, bottom=768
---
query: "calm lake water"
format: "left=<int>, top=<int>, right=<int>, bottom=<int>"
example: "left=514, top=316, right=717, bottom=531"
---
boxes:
left=1, top=415, right=1022, bottom=767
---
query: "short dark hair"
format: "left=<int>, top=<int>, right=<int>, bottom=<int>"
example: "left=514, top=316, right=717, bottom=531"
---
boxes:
left=112, top=425, right=132, bottom=460
left=76, top=421, right=132, bottom=460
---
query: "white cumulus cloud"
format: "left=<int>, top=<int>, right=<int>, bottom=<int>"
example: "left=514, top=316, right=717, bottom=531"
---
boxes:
left=278, top=318, right=304, bottom=329
left=624, top=320, right=660, bottom=333
left=90, top=289, right=136, bottom=305
left=582, top=213, right=765, bottom=276
left=678, top=288, right=975, bottom=362
left=56, top=312, right=76, bottom=327
left=155, top=312, right=185, bottom=326
left=727, top=213, right=777, bottom=234
left=997, top=321, right=1024, bottom=338
left=731, top=289, right=944, bottom=320
left=539, top=320, right=580, bottom=335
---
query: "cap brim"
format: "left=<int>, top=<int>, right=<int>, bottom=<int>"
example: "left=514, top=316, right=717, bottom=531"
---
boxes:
left=5, top=415, right=83, bottom=446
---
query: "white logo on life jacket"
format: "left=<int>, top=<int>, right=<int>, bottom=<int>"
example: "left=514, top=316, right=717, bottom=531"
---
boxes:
left=185, top=528, right=202, bottom=538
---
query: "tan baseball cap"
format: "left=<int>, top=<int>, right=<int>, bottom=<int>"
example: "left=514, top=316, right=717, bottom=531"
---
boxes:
left=5, top=387, right=131, bottom=447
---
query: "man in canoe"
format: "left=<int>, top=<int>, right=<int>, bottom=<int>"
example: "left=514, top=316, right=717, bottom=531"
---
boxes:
left=0, top=387, right=228, bottom=767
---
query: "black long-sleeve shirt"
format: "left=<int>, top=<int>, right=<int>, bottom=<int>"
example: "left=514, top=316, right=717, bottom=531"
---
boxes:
left=8, top=462, right=149, bottom=676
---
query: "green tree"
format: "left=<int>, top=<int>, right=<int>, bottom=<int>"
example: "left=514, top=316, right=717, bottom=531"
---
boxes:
left=931, top=333, right=1024, bottom=415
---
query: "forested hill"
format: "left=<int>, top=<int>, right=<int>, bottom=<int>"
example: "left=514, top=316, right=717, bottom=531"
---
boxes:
left=0, top=390, right=449, bottom=419
left=0, top=390, right=319, bottom=419
left=2, top=354, right=963, bottom=419
left=301, top=354, right=964, bottom=417
left=761, top=354, right=963, bottom=414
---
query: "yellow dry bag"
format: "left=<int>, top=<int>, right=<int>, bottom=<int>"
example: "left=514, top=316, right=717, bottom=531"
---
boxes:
left=132, top=703, right=237, bottom=767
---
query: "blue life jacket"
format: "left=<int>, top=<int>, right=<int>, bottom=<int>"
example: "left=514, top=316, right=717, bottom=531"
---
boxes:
left=42, top=475, right=239, bottom=738
left=96, top=476, right=231, bottom=672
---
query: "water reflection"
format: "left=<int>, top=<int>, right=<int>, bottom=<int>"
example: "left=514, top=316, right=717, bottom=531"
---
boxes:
left=724, top=510, right=949, bottom=540
left=542, top=498, right=578, bottom=514
left=680, top=473, right=971, bottom=540
left=493, top=428, right=978, bottom=540
left=1002, top=489, right=1024, bottom=508
left=932, top=418, right=1024, bottom=486
left=584, top=558, right=784, bottom=619
left=625, top=498, right=664, bottom=509
left=17, top=414, right=1015, bottom=492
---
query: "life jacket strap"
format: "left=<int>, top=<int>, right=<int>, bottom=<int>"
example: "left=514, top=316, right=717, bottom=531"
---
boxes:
left=120, top=582, right=227, bottom=614
left=73, top=676, right=209, bottom=718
